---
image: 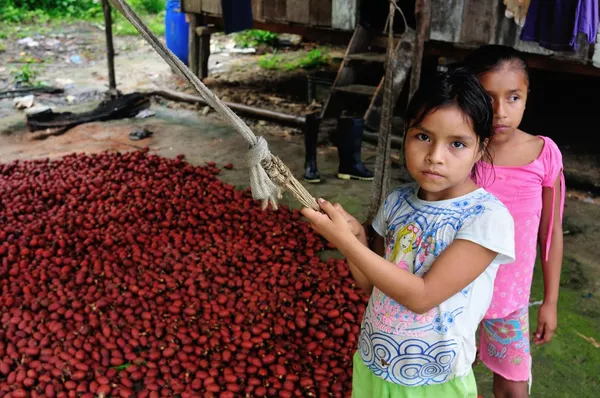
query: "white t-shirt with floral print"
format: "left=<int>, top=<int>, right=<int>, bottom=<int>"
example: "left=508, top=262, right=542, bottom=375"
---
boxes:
left=358, top=183, right=515, bottom=387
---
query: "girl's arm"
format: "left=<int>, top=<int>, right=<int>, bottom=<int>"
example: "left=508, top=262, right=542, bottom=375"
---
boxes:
left=346, top=226, right=386, bottom=295
left=333, top=206, right=380, bottom=295
left=536, top=175, right=563, bottom=344
left=303, top=200, right=498, bottom=314
left=346, top=224, right=373, bottom=294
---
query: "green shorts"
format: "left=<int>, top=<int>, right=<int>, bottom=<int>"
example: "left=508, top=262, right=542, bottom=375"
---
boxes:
left=352, top=352, right=478, bottom=398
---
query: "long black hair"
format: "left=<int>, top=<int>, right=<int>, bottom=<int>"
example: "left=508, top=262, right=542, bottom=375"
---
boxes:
left=404, top=66, right=494, bottom=184
left=463, top=44, right=530, bottom=86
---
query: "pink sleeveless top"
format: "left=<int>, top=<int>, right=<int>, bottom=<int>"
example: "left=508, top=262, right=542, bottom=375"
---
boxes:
left=479, top=136, right=565, bottom=319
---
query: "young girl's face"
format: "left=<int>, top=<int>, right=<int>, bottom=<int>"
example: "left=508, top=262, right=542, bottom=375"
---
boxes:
left=405, top=106, right=483, bottom=201
left=478, top=63, right=528, bottom=141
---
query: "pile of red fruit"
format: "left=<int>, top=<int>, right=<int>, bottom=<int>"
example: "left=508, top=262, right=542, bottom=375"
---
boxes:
left=0, top=151, right=366, bottom=397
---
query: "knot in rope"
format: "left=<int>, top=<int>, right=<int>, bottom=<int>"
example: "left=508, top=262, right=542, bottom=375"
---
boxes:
left=246, top=136, right=282, bottom=209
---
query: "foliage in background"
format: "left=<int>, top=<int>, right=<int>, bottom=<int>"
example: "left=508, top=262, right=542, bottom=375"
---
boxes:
left=10, top=64, right=42, bottom=87
left=294, top=48, right=329, bottom=69
left=234, top=29, right=278, bottom=49
left=258, top=48, right=330, bottom=71
left=0, top=0, right=166, bottom=23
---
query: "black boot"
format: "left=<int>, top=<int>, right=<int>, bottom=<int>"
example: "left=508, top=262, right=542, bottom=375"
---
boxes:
left=303, top=112, right=321, bottom=183
left=336, top=116, right=374, bottom=181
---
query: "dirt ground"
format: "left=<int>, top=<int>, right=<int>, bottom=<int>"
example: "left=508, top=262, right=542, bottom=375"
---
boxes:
left=2, top=21, right=600, bottom=397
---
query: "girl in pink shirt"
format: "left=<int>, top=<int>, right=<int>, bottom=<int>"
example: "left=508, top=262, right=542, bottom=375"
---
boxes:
left=464, top=46, right=565, bottom=397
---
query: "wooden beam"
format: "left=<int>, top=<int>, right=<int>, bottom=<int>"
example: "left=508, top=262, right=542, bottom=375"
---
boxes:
left=424, top=40, right=600, bottom=79
left=410, top=0, right=431, bottom=100
left=200, top=15, right=353, bottom=44
left=102, top=0, right=118, bottom=97
left=367, top=0, right=398, bottom=221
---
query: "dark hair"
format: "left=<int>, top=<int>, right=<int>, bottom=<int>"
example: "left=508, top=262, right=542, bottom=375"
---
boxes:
left=463, top=44, right=530, bottom=85
left=404, top=67, right=494, bottom=184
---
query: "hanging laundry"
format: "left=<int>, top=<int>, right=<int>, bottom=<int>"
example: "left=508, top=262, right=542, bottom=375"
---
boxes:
left=221, top=0, right=253, bottom=34
left=504, top=0, right=532, bottom=27
left=521, top=0, right=598, bottom=51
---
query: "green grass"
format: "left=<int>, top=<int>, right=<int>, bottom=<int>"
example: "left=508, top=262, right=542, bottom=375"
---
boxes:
left=234, top=29, right=278, bottom=48
left=112, top=11, right=166, bottom=36
left=0, top=1, right=166, bottom=38
left=473, top=257, right=600, bottom=397
left=258, top=48, right=330, bottom=71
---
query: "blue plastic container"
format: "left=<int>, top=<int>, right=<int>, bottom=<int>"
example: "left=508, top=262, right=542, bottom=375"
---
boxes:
left=165, top=0, right=189, bottom=65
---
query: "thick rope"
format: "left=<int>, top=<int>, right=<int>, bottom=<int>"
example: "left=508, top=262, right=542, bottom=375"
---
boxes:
left=246, top=136, right=281, bottom=210
left=108, top=0, right=319, bottom=212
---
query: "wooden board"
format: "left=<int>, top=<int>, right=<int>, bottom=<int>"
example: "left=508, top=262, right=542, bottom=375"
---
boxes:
left=459, top=0, right=498, bottom=44
left=252, top=0, right=264, bottom=21
left=202, top=0, right=222, bottom=15
left=263, top=0, right=286, bottom=22
left=334, top=84, right=378, bottom=96
left=310, top=0, right=332, bottom=27
left=286, top=0, right=309, bottom=24
left=347, top=52, right=386, bottom=63
left=429, top=0, right=463, bottom=43
left=181, top=0, right=202, bottom=14
left=332, top=0, right=356, bottom=30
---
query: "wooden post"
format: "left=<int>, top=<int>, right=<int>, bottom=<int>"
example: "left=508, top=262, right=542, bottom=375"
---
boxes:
left=188, top=13, right=200, bottom=77
left=367, top=0, right=397, bottom=222
left=198, top=27, right=213, bottom=80
left=409, top=0, right=431, bottom=100
left=102, top=0, right=118, bottom=97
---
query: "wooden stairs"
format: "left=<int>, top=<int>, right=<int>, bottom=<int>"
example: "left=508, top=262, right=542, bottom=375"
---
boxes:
left=320, top=24, right=415, bottom=133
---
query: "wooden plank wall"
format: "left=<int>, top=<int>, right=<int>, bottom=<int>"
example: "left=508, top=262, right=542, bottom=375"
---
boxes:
left=252, top=0, right=264, bottom=21
left=331, top=0, right=356, bottom=30
left=430, top=0, right=591, bottom=63
left=202, top=0, right=222, bottom=15
left=460, top=0, right=498, bottom=44
left=429, top=0, right=463, bottom=43
left=310, top=0, right=332, bottom=27
left=181, top=0, right=203, bottom=14
left=263, top=0, right=287, bottom=22
left=188, top=0, right=337, bottom=28
left=286, top=0, right=310, bottom=24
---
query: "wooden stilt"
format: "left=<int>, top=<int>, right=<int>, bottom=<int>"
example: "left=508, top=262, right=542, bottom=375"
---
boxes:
left=102, top=0, right=119, bottom=98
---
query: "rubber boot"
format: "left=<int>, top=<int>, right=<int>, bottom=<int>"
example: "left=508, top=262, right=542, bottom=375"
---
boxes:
left=336, top=116, right=374, bottom=181
left=303, top=112, right=321, bottom=183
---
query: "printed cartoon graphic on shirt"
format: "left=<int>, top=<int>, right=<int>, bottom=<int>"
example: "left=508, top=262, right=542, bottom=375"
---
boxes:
left=389, top=223, right=419, bottom=272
